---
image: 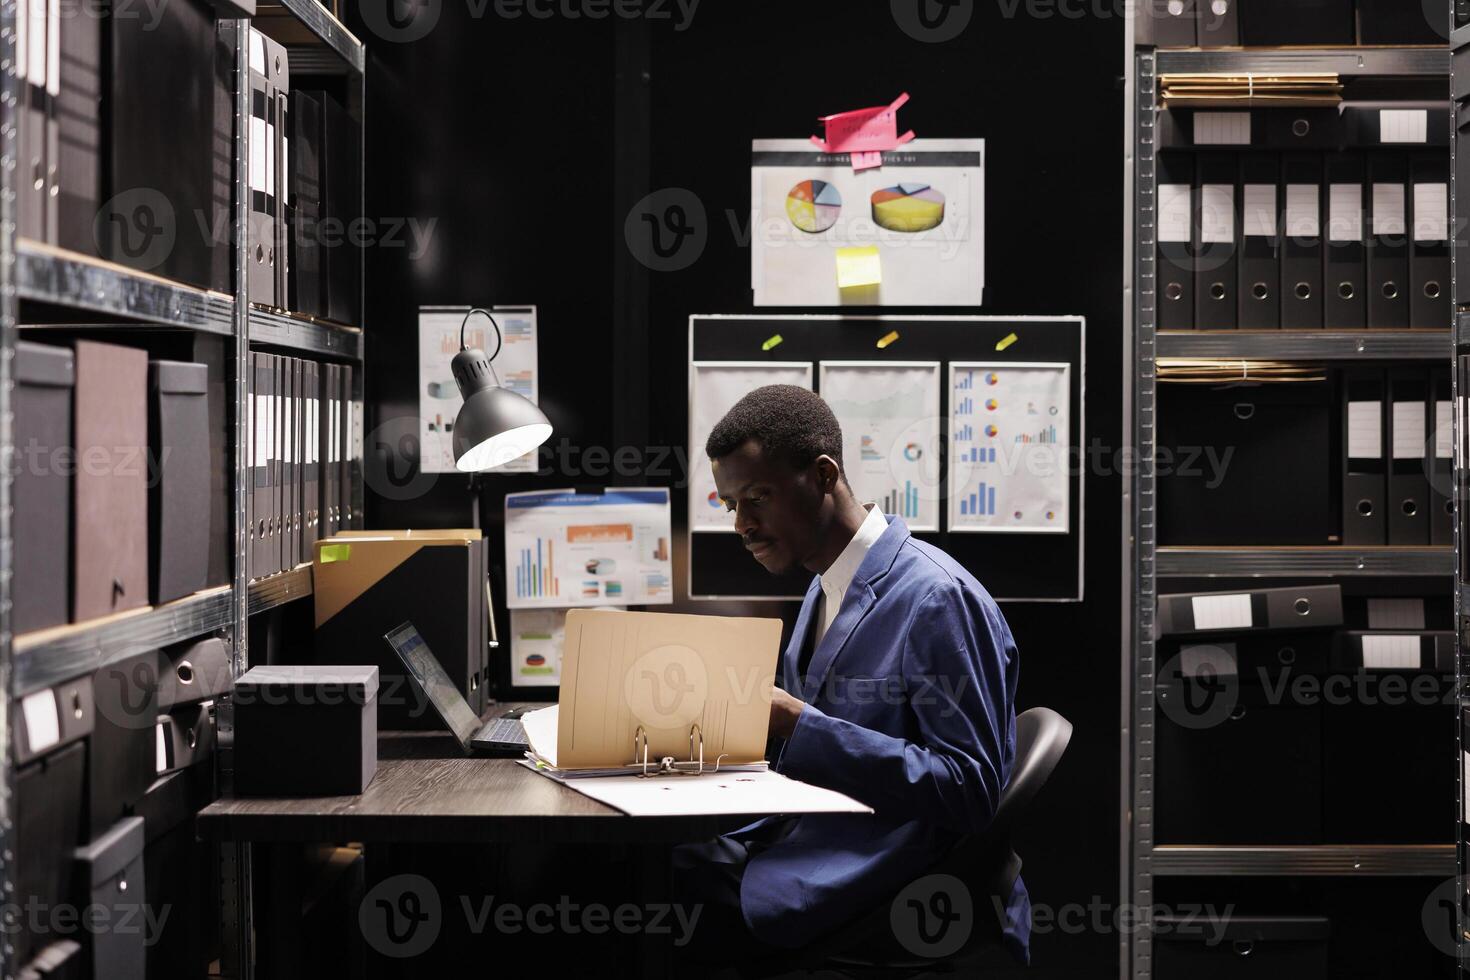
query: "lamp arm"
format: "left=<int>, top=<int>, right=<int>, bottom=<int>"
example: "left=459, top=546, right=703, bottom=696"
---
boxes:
left=460, top=307, right=505, bottom=361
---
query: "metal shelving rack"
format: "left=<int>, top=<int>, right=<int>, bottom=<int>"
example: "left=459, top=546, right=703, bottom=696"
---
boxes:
left=1127, top=36, right=1457, bottom=980
left=0, top=1, right=366, bottom=976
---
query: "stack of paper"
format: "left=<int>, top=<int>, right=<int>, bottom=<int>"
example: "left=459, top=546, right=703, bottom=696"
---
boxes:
left=1162, top=73, right=1343, bottom=107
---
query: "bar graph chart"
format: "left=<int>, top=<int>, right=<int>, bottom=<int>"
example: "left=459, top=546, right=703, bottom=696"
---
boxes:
left=950, top=362, right=1071, bottom=533
left=514, top=537, right=560, bottom=600
left=881, top=482, right=922, bottom=519
left=959, top=484, right=997, bottom=516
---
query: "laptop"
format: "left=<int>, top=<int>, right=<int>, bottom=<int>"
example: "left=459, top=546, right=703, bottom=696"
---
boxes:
left=384, top=621, right=531, bottom=756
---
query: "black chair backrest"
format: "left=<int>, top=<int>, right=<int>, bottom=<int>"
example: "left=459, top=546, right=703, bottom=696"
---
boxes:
left=990, top=707, right=1073, bottom=838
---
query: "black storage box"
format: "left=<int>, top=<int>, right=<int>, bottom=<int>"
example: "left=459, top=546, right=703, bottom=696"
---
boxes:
left=157, top=636, right=234, bottom=710
left=312, top=531, right=487, bottom=728
left=14, top=342, right=73, bottom=634
left=1155, top=676, right=1324, bottom=844
left=88, top=652, right=161, bottom=838
left=1154, top=916, right=1330, bottom=978
left=1357, top=0, right=1445, bottom=43
left=156, top=702, right=217, bottom=776
left=235, top=665, right=379, bottom=796
left=1158, top=379, right=1337, bottom=546
left=149, top=360, right=211, bottom=604
left=15, top=742, right=86, bottom=966
left=139, top=767, right=217, bottom=980
left=74, top=817, right=145, bottom=980
left=1239, top=0, right=1353, bottom=45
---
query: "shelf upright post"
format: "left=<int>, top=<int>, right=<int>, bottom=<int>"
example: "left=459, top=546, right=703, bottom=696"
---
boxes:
left=0, top=0, right=17, bottom=968
left=1129, top=47, right=1159, bottom=980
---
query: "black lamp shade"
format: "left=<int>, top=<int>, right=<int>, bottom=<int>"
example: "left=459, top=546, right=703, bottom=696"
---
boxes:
left=450, top=347, right=552, bottom=472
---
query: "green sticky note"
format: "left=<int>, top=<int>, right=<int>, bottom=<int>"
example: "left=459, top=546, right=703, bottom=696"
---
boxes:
left=319, top=543, right=352, bottom=564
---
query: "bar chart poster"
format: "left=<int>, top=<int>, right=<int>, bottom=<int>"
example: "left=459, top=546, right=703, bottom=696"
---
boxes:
left=819, top=361, right=941, bottom=531
left=505, top=488, right=674, bottom=609
left=948, top=362, right=1071, bottom=534
left=690, top=362, right=814, bottom=531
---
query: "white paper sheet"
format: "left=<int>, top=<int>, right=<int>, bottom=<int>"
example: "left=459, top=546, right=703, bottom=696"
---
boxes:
left=690, top=362, right=813, bottom=531
left=948, top=362, right=1070, bottom=534
left=750, top=139, right=984, bottom=307
left=505, top=489, right=673, bottom=608
left=534, top=765, right=872, bottom=817
left=819, top=361, right=942, bottom=531
left=417, top=306, right=539, bottom=475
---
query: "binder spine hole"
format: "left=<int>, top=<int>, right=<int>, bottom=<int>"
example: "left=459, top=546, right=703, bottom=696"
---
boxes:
left=1233, top=403, right=1255, bottom=421
left=1277, top=646, right=1297, bottom=666
left=1209, top=282, right=1226, bottom=300
left=1164, top=282, right=1183, bottom=301
left=1291, top=119, right=1310, bottom=137
left=1402, top=499, right=1418, bottom=517
left=1293, top=598, right=1310, bottom=616
left=1381, top=281, right=1398, bottom=299
left=255, top=244, right=264, bottom=263
left=1338, top=282, right=1355, bottom=299
left=176, top=662, right=194, bottom=686
left=1233, top=940, right=1254, bottom=958
left=1357, top=499, right=1374, bottom=517
left=70, top=692, right=83, bottom=719
left=1229, top=705, right=1247, bottom=721
left=1294, top=282, right=1311, bottom=300
left=1424, top=281, right=1441, bottom=298
left=1447, top=499, right=1455, bottom=515
left=1251, top=282, right=1269, bottom=300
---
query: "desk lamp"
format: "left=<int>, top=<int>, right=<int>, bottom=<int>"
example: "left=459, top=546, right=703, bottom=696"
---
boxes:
left=451, top=307, right=553, bottom=472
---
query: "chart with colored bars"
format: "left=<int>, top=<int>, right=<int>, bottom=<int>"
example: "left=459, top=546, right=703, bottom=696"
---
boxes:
left=821, top=361, right=941, bottom=531
left=505, top=489, right=674, bottom=609
left=949, top=362, right=1071, bottom=534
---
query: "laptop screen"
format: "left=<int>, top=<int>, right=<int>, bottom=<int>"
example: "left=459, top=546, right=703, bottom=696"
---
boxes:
left=384, top=622, right=481, bottom=749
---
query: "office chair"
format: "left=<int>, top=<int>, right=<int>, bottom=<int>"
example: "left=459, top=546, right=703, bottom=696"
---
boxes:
left=748, top=706, right=1074, bottom=978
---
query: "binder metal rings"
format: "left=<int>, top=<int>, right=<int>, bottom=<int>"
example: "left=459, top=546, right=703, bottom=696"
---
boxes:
left=631, top=723, right=731, bottom=778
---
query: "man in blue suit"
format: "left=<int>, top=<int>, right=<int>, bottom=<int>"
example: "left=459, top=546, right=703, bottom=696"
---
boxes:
left=673, top=384, right=1028, bottom=965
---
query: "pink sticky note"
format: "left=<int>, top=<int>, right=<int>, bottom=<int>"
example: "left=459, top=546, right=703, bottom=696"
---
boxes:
left=811, top=93, right=916, bottom=167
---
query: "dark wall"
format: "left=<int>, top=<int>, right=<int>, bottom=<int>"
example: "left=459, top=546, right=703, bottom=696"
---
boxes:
left=354, top=2, right=1125, bottom=974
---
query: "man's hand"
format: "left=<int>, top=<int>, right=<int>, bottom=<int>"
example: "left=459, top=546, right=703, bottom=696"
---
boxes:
left=768, top=685, right=806, bottom=740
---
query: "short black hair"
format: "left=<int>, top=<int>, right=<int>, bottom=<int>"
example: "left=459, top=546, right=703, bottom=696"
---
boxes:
left=705, top=385, right=844, bottom=473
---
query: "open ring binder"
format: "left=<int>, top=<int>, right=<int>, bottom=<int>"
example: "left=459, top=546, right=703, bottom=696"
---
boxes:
left=632, top=724, right=732, bottom=777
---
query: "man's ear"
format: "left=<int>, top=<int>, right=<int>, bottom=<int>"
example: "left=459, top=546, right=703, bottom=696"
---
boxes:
left=814, top=455, right=843, bottom=495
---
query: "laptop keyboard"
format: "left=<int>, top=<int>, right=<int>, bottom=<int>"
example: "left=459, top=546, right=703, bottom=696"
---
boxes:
left=480, top=717, right=529, bottom=747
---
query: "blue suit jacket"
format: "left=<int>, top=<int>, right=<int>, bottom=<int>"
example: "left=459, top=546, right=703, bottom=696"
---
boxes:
left=735, top=516, right=1029, bottom=959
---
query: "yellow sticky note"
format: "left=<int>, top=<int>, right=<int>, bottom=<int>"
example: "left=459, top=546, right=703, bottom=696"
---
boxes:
left=876, top=330, right=900, bottom=349
left=835, top=246, right=882, bottom=289
left=996, top=332, right=1019, bottom=351
left=319, top=543, right=352, bottom=564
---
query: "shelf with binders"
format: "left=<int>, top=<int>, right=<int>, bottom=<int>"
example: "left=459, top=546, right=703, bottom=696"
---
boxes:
left=10, top=568, right=316, bottom=699
left=1154, top=48, right=1449, bottom=79
left=1157, top=545, right=1453, bottom=577
left=16, top=239, right=237, bottom=335
left=1158, top=329, right=1452, bottom=360
left=250, top=0, right=366, bottom=74
left=248, top=305, right=365, bottom=361
left=1150, top=844, right=1455, bottom=877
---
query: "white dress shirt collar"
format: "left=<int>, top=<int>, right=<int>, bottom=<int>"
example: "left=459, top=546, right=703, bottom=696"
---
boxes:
left=815, top=504, right=887, bottom=641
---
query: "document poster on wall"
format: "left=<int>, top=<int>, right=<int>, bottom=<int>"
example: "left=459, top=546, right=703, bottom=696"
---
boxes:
left=750, top=139, right=984, bottom=307
left=505, top=488, right=674, bottom=609
left=417, top=306, right=540, bottom=474
left=948, top=362, right=1071, bottom=534
left=509, top=608, right=627, bottom=687
left=690, top=361, right=813, bottom=531
left=819, top=361, right=942, bottom=531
